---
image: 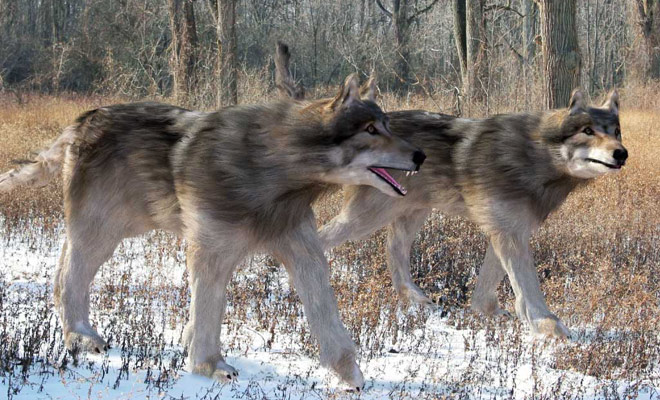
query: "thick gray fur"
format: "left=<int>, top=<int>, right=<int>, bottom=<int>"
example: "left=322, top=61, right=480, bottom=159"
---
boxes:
left=0, top=77, right=426, bottom=388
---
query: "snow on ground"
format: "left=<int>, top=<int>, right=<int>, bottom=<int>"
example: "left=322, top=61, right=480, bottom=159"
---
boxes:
left=0, top=225, right=658, bottom=399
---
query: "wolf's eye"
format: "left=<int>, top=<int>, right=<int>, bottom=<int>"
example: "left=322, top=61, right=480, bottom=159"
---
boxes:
left=615, top=127, right=621, bottom=139
left=582, top=127, right=594, bottom=135
left=366, top=124, right=377, bottom=135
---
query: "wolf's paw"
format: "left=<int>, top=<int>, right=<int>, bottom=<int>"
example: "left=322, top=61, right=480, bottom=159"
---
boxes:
left=65, top=329, right=109, bottom=354
left=335, top=358, right=365, bottom=392
left=192, top=360, right=239, bottom=382
left=398, top=282, right=434, bottom=306
left=325, top=346, right=364, bottom=391
left=532, top=317, right=571, bottom=339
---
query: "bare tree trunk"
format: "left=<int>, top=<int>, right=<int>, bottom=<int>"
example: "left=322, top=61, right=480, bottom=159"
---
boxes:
left=209, top=0, right=237, bottom=107
left=168, top=0, right=198, bottom=106
left=377, top=0, right=438, bottom=88
left=630, top=0, right=660, bottom=81
left=39, top=0, right=53, bottom=46
left=466, top=0, right=486, bottom=102
left=392, top=0, right=411, bottom=86
left=453, top=0, right=467, bottom=83
left=452, top=0, right=487, bottom=108
left=537, top=0, right=581, bottom=108
left=523, top=0, right=538, bottom=107
left=523, top=0, right=538, bottom=64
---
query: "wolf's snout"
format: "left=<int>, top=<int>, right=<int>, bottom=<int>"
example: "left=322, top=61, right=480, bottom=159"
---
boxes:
left=412, top=151, right=426, bottom=170
left=613, top=148, right=628, bottom=165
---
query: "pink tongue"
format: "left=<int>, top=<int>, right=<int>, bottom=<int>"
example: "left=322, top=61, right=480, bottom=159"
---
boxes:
left=369, top=167, right=407, bottom=195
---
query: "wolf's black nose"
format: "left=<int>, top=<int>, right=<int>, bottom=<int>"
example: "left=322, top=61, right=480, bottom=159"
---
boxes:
left=413, top=151, right=426, bottom=166
left=613, top=148, right=628, bottom=164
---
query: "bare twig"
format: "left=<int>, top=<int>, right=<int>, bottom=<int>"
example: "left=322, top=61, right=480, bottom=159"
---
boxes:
left=485, top=1, right=524, bottom=18
left=375, top=0, right=393, bottom=18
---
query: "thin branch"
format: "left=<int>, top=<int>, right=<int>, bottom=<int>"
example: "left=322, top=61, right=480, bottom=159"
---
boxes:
left=375, top=0, right=392, bottom=18
left=503, top=37, right=524, bottom=63
left=206, top=0, right=218, bottom=25
left=413, top=0, right=439, bottom=19
left=485, top=1, right=524, bottom=18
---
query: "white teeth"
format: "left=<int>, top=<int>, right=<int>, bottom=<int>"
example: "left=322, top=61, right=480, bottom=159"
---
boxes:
left=406, top=171, right=410, bottom=176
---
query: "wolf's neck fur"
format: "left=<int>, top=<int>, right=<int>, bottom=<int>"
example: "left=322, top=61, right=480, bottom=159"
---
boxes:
left=177, top=100, right=339, bottom=241
left=511, top=110, right=586, bottom=221
left=445, top=110, right=586, bottom=223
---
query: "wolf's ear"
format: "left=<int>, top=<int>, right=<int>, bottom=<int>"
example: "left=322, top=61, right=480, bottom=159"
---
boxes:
left=360, top=76, right=378, bottom=102
left=330, top=74, right=360, bottom=110
left=602, top=89, right=619, bottom=115
left=568, top=89, right=586, bottom=115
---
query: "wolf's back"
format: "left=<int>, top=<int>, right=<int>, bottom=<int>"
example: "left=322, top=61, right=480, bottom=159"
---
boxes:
left=0, top=102, right=189, bottom=195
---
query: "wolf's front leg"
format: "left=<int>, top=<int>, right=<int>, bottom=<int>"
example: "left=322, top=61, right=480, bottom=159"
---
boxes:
left=318, top=186, right=398, bottom=251
left=272, top=214, right=364, bottom=390
left=386, top=209, right=433, bottom=305
left=490, top=233, right=571, bottom=339
left=184, top=243, right=245, bottom=382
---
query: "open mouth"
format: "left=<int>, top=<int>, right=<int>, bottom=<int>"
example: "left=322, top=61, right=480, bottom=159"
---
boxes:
left=585, top=158, right=622, bottom=169
left=368, top=167, right=410, bottom=196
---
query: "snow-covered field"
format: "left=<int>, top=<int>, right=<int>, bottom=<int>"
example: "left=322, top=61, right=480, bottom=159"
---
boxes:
left=1, top=222, right=658, bottom=400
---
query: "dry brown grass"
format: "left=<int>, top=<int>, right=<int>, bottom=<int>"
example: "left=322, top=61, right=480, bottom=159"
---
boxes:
left=0, top=92, right=658, bottom=398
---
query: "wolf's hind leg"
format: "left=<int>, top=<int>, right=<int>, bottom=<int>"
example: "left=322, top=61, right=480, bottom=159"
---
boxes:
left=53, top=240, right=67, bottom=311
left=272, top=214, right=364, bottom=390
left=59, top=232, right=120, bottom=354
left=470, top=241, right=511, bottom=318
left=319, top=186, right=399, bottom=251
left=185, top=243, right=244, bottom=382
left=386, top=208, right=433, bottom=305
left=490, top=233, right=570, bottom=338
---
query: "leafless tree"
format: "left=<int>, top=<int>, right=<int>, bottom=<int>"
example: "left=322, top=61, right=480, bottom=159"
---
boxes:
left=537, top=0, right=581, bottom=108
left=453, top=0, right=487, bottom=105
left=0, top=0, right=648, bottom=111
left=376, top=0, right=438, bottom=87
left=168, top=0, right=198, bottom=106
left=208, top=0, right=237, bottom=106
left=630, top=0, right=660, bottom=81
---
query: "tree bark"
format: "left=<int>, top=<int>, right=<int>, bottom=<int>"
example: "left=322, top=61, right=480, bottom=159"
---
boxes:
left=392, top=0, right=411, bottom=86
left=630, top=0, right=660, bottom=81
left=377, top=0, right=438, bottom=88
left=453, top=0, right=487, bottom=105
left=537, top=0, right=581, bottom=109
left=523, top=0, right=538, bottom=107
left=209, top=0, right=237, bottom=106
left=168, top=0, right=198, bottom=106
left=523, top=0, right=537, bottom=65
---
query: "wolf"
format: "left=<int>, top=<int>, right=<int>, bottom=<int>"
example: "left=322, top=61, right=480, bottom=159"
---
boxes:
left=0, top=74, right=426, bottom=389
left=275, top=43, right=627, bottom=338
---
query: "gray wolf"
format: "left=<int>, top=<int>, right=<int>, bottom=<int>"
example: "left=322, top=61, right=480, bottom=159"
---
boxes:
left=0, top=75, right=425, bottom=389
left=320, top=91, right=626, bottom=339
left=274, top=42, right=627, bottom=338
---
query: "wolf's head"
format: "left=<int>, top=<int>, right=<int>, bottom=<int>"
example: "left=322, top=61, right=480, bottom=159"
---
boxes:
left=303, top=75, right=425, bottom=196
left=548, top=89, right=628, bottom=179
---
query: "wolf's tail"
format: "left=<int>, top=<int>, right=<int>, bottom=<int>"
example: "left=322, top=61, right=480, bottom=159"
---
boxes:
left=274, top=41, right=305, bottom=100
left=0, top=125, right=78, bottom=192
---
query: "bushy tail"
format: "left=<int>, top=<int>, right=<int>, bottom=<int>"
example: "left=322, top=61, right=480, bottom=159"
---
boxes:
left=0, top=126, right=78, bottom=192
left=274, top=41, right=305, bottom=101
